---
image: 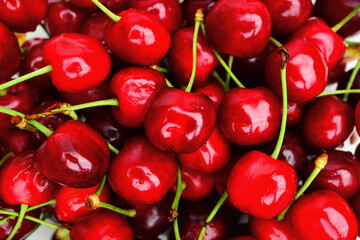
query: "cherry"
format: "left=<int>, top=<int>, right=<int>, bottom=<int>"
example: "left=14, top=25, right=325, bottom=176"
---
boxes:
left=0, top=0, right=48, bottom=33
left=70, top=0, right=106, bottom=8
left=104, top=8, right=171, bottom=66
left=355, top=100, right=360, bottom=135
left=44, top=1, right=89, bottom=37
left=104, top=0, right=128, bottom=13
left=285, top=101, right=303, bottom=127
left=182, top=0, right=216, bottom=26
left=128, top=0, right=182, bottom=36
left=205, top=0, right=271, bottom=58
left=349, top=191, right=360, bottom=233
left=167, top=27, right=219, bottom=87
left=302, top=150, right=360, bottom=200
left=145, top=88, right=216, bottom=153
left=218, top=87, right=281, bottom=146
left=0, top=22, right=21, bottom=81
left=262, top=0, right=312, bottom=36
left=42, top=33, right=111, bottom=93
left=193, top=80, right=225, bottom=112
left=0, top=151, right=58, bottom=206
left=265, top=37, right=328, bottom=102
left=227, top=150, right=298, bottom=218
left=108, top=135, right=177, bottom=205
left=110, top=67, right=166, bottom=128
left=302, top=96, right=354, bottom=150
left=228, top=237, right=257, bottom=240
left=81, top=12, right=111, bottom=44
left=288, top=190, right=359, bottom=240
left=35, top=120, right=110, bottom=188
left=3, top=129, right=34, bottom=154
left=249, top=216, right=297, bottom=240
left=70, top=209, right=134, bottom=240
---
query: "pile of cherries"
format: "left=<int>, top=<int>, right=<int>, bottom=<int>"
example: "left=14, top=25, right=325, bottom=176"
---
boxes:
left=1, top=0, right=360, bottom=239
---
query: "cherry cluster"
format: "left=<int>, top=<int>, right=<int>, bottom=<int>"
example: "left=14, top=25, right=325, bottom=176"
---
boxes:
left=1, top=0, right=360, bottom=239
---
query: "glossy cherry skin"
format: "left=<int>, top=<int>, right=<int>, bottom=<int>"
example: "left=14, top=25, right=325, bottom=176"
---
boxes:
left=0, top=151, right=59, bottom=206
left=289, top=190, right=359, bottom=240
left=0, top=22, right=21, bottom=81
left=249, top=216, right=297, bottom=240
left=35, top=120, right=110, bottom=188
left=43, top=33, right=111, bottom=93
left=104, top=0, right=128, bottom=12
left=55, top=184, right=111, bottom=223
left=110, top=67, right=166, bottom=128
left=70, top=0, right=106, bottom=8
left=183, top=0, right=216, bottom=26
left=108, top=135, right=177, bottom=205
left=0, top=199, right=41, bottom=240
left=286, top=101, right=303, bottom=127
left=218, top=87, right=281, bottom=146
left=178, top=127, right=230, bottom=173
left=194, top=80, right=225, bottom=112
left=3, top=129, right=34, bottom=154
left=262, top=0, right=312, bottom=36
left=290, top=17, right=345, bottom=72
left=302, top=96, right=354, bottom=150
left=205, top=0, right=271, bottom=58
left=128, top=0, right=182, bottom=35
left=265, top=37, right=328, bottom=102
left=227, top=150, right=298, bottom=218
left=81, top=12, right=110, bottom=44
left=303, top=150, right=360, bottom=200
left=167, top=27, right=219, bottom=87
left=105, top=9, right=171, bottom=66
left=0, top=0, right=48, bottom=32
left=349, top=191, right=360, bottom=233
left=70, top=209, right=134, bottom=240
left=145, top=88, right=217, bottom=153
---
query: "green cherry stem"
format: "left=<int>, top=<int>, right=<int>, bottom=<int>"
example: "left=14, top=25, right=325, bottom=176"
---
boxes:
left=225, top=56, right=234, bottom=91
left=343, top=59, right=360, bottom=102
left=108, top=143, right=120, bottom=155
left=269, top=37, right=283, bottom=48
left=150, top=65, right=172, bottom=74
left=197, top=191, right=228, bottom=240
left=51, top=98, right=119, bottom=113
left=211, top=70, right=226, bottom=87
left=0, top=89, right=6, bottom=96
left=0, top=65, right=52, bottom=91
left=277, top=151, right=328, bottom=221
left=90, top=0, right=121, bottom=22
left=345, top=40, right=360, bottom=45
left=165, top=77, right=174, bottom=88
left=7, top=204, right=28, bottom=240
left=27, top=199, right=56, bottom=212
left=332, top=3, right=360, bottom=32
left=0, top=152, right=14, bottom=168
left=317, top=89, right=360, bottom=97
left=95, top=175, right=107, bottom=197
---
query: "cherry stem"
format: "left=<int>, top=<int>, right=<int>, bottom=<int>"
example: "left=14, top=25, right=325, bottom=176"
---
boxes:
left=51, top=98, right=119, bottom=113
left=7, top=204, right=28, bottom=240
left=197, top=191, right=228, bottom=240
left=277, top=151, right=328, bottom=221
left=225, top=56, right=234, bottom=91
left=211, top=70, right=226, bottom=87
left=90, top=0, right=121, bottom=22
left=269, top=37, right=283, bottom=48
left=95, top=175, right=107, bottom=197
left=0, top=89, right=7, bottom=96
left=343, top=59, right=360, bottom=101
left=0, top=152, right=14, bottom=168
left=346, top=40, right=360, bottom=45
left=332, top=3, right=360, bottom=32
left=150, top=65, right=171, bottom=74
left=99, top=202, right=136, bottom=217
left=317, top=89, right=360, bottom=97
left=0, top=65, right=52, bottom=91
left=108, top=143, right=120, bottom=155
left=165, top=77, right=174, bottom=88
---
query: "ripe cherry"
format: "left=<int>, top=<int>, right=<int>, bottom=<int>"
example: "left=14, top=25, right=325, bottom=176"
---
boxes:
left=249, top=216, right=297, bottom=240
left=104, top=0, right=128, bottom=12
left=70, top=0, right=106, bottom=8
left=193, top=80, right=225, bottom=112
left=349, top=191, right=360, bottom=233
left=285, top=101, right=303, bottom=127
left=81, top=12, right=111, bottom=44
left=3, top=129, right=34, bottom=154
left=183, top=0, right=216, bottom=26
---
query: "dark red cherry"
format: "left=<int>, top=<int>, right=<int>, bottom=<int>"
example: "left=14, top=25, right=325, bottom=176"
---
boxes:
left=218, top=87, right=281, bottom=146
left=302, top=150, right=360, bottom=200
left=43, top=33, right=111, bottom=93
left=0, top=199, right=41, bottom=240
left=44, top=1, right=89, bottom=37
left=35, top=120, right=110, bottom=188
left=167, top=27, right=219, bottom=87
left=108, top=135, right=177, bottom=205
left=289, top=190, right=359, bottom=240
left=145, top=88, right=217, bottom=153
left=0, top=151, right=58, bottom=206
left=228, top=237, right=257, bottom=240
left=3, top=129, right=34, bottom=154
left=265, top=37, right=328, bottom=102
left=262, top=0, right=312, bottom=35
left=128, top=0, right=182, bottom=35
left=355, top=100, right=360, bottom=135
left=55, top=184, right=111, bottom=223
left=193, top=80, right=224, bottom=112
left=110, top=67, right=166, bottom=128
left=81, top=12, right=111, bottom=44
left=302, top=96, right=354, bottom=150
left=104, top=9, right=171, bottom=66
left=104, top=0, right=128, bottom=12
left=205, top=0, right=271, bottom=58
left=249, top=216, right=297, bottom=240
left=227, top=150, right=298, bottom=218
left=70, top=209, right=133, bottom=240
left=70, top=0, right=106, bottom=8
left=286, top=101, right=303, bottom=127
left=183, top=0, right=216, bottom=26
left=349, top=191, right=360, bottom=233
left=0, top=0, right=48, bottom=32
left=290, top=17, right=345, bottom=71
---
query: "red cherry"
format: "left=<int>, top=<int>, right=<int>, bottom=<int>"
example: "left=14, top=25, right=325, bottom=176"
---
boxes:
left=193, top=80, right=225, bottom=112
left=182, top=0, right=216, bottom=26
left=110, top=67, right=166, bottom=128
left=70, top=0, right=106, bottom=8
left=355, top=100, right=360, bottom=135
left=104, top=9, right=171, bottom=66
left=228, top=237, right=257, bottom=240
left=145, top=88, right=216, bottom=153
left=285, top=101, right=303, bottom=127
left=265, top=37, right=328, bottom=102
left=0, top=151, right=59, bottom=206
left=0, top=0, right=48, bottom=33
left=167, top=27, right=219, bottom=87
left=3, top=129, right=34, bottom=154
left=218, top=87, right=281, bottom=146
left=302, top=96, right=354, bottom=150
left=81, top=12, right=111, bottom=44
left=289, top=190, right=359, bottom=240
left=70, top=209, right=134, bottom=240
left=349, top=191, right=360, bottom=233
left=104, top=0, right=128, bottom=12
left=249, top=216, right=297, bottom=240
left=43, top=33, right=111, bottom=93
left=227, top=150, right=298, bottom=218
left=205, top=0, right=271, bottom=58
left=35, top=120, right=110, bottom=188
left=108, top=135, right=177, bottom=205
